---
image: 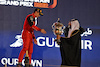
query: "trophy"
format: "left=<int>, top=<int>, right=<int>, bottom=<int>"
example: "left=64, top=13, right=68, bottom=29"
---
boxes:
left=25, top=50, right=29, bottom=67
left=52, top=18, right=65, bottom=42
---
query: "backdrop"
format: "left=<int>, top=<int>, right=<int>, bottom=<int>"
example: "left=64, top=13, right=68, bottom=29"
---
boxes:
left=0, top=0, right=100, bottom=67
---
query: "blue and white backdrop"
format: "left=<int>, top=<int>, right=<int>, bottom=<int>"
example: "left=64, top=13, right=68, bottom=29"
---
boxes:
left=0, top=0, right=100, bottom=67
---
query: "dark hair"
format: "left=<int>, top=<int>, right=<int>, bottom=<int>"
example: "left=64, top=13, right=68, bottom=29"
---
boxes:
left=34, top=8, right=41, bottom=13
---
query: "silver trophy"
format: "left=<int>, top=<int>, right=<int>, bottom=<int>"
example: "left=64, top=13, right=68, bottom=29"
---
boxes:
left=52, top=18, right=65, bottom=43
left=52, top=18, right=65, bottom=36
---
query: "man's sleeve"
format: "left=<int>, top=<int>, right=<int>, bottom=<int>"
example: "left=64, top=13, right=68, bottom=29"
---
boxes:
left=32, top=25, right=41, bottom=31
left=32, top=32, right=35, bottom=39
left=27, top=16, right=34, bottom=26
left=27, top=16, right=41, bottom=31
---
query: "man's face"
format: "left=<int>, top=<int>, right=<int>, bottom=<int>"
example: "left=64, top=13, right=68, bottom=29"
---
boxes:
left=35, top=11, right=40, bottom=17
left=68, top=22, right=71, bottom=26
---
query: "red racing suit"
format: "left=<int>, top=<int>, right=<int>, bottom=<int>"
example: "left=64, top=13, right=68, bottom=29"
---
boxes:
left=18, top=13, right=41, bottom=64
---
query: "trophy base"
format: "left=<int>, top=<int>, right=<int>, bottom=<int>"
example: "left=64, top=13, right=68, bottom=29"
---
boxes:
left=25, top=57, right=29, bottom=67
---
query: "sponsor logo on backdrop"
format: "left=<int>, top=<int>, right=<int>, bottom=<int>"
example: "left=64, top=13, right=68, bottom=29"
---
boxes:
left=1, top=58, right=42, bottom=67
left=0, top=0, right=57, bottom=8
left=10, top=28, right=93, bottom=50
left=81, top=28, right=92, bottom=37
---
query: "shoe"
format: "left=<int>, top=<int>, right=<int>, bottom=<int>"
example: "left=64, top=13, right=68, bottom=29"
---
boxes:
left=17, top=64, right=23, bottom=67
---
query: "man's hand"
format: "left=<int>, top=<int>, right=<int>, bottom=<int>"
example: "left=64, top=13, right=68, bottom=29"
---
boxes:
left=33, top=38, right=37, bottom=45
left=41, top=29, right=46, bottom=34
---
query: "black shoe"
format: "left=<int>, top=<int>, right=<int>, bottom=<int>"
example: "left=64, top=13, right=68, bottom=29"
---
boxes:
left=17, top=64, right=23, bottom=67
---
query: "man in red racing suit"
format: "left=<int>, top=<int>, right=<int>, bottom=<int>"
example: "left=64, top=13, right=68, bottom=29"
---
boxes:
left=17, top=8, right=46, bottom=67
